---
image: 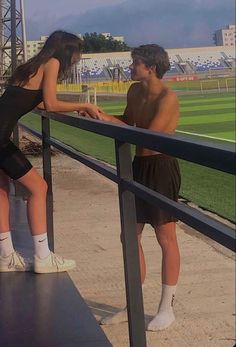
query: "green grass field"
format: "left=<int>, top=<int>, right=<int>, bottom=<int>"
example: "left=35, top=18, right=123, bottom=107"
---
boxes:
left=22, top=92, right=236, bottom=222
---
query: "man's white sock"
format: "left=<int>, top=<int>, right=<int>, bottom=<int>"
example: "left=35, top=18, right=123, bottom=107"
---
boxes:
left=147, top=284, right=176, bottom=331
left=0, top=231, right=14, bottom=257
left=33, top=233, right=50, bottom=259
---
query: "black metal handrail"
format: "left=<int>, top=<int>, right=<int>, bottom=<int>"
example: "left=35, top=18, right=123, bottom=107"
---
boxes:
left=20, top=122, right=235, bottom=251
left=34, top=110, right=235, bottom=174
left=19, top=110, right=235, bottom=347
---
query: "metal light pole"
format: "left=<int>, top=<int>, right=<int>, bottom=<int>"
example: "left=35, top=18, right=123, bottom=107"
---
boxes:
left=0, top=0, right=27, bottom=87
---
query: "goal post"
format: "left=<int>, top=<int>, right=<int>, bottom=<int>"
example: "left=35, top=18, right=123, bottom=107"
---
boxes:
left=81, top=84, right=97, bottom=104
left=200, top=79, right=221, bottom=94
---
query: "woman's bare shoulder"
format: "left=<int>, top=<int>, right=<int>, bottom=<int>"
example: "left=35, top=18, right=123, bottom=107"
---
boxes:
left=44, top=57, right=60, bottom=68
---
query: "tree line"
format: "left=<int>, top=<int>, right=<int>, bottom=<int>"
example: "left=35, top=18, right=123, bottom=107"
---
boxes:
left=82, top=32, right=130, bottom=53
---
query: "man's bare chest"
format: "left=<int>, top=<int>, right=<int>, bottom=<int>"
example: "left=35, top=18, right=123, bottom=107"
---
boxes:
left=132, top=98, right=158, bottom=128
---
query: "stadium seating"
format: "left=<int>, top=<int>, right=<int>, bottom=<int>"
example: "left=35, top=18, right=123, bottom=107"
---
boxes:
left=77, top=48, right=235, bottom=81
left=171, top=51, right=226, bottom=72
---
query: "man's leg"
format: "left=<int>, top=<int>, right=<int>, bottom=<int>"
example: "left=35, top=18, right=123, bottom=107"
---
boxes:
left=100, top=223, right=145, bottom=325
left=147, top=222, right=180, bottom=331
left=137, top=223, right=146, bottom=284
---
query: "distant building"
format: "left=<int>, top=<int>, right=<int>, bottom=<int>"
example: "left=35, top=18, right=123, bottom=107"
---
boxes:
left=101, top=33, right=124, bottom=43
left=4, top=31, right=125, bottom=67
left=26, top=36, right=46, bottom=59
left=214, top=24, right=236, bottom=46
left=25, top=32, right=124, bottom=61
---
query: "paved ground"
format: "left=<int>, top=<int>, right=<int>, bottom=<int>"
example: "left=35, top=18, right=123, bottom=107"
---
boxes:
left=31, top=154, right=235, bottom=347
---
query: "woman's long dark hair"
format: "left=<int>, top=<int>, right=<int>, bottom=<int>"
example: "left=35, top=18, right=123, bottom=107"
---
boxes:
left=8, top=30, right=83, bottom=86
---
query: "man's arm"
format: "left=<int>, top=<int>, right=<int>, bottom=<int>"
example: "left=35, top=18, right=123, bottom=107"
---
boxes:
left=148, top=91, right=179, bottom=133
left=86, top=83, right=137, bottom=126
left=97, top=103, right=133, bottom=125
left=94, top=111, right=128, bottom=125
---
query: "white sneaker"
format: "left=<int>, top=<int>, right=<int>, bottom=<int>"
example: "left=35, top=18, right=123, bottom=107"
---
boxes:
left=34, top=252, right=76, bottom=273
left=0, top=251, right=33, bottom=272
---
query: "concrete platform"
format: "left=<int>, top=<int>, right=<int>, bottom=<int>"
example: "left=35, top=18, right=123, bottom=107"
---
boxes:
left=0, top=195, right=112, bottom=347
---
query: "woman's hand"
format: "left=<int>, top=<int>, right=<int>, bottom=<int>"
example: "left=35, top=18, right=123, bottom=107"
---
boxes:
left=95, top=111, right=112, bottom=121
left=79, top=109, right=112, bottom=122
left=78, top=103, right=103, bottom=119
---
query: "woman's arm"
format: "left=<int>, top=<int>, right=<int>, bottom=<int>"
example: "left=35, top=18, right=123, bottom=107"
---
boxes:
left=42, top=58, right=101, bottom=117
left=83, top=83, right=136, bottom=125
left=89, top=111, right=128, bottom=125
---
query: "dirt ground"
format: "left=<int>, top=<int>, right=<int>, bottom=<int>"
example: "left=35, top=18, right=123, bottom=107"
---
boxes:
left=28, top=152, right=235, bottom=347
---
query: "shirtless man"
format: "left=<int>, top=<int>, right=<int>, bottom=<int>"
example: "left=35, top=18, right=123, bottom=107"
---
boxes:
left=88, top=44, right=181, bottom=331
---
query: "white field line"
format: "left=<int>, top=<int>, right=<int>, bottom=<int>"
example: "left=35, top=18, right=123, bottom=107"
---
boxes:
left=176, top=130, right=235, bottom=143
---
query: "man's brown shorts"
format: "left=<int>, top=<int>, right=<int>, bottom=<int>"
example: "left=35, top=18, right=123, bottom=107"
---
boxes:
left=132, top=154, right=181, bottom=227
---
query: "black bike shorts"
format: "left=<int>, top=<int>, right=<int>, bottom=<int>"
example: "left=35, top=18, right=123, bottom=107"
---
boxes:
left=0, top=141, right=32, bottom=180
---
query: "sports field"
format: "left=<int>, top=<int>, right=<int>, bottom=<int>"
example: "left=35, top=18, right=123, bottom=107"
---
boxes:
left=22, top=91, right=235, bottom=222
left=98, top=92, right=235, bottom=142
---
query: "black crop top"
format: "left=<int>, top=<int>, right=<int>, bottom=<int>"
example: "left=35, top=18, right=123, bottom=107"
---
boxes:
left=0, top=85, right=43, bottom=147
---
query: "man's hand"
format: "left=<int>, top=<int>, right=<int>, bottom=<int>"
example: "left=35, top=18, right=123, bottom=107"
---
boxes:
left=77, top=103, right=103, bottom=119
left=79, top=108, right=126, bottom=125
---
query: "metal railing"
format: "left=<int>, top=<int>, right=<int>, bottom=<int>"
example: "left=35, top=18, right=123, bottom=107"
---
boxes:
left=19, top=110, right=236, bottom=347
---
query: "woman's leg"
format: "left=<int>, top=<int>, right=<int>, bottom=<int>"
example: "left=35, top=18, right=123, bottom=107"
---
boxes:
left=147, top=222, right=180, bottom=331
left=17, top=167, right=52, bottom=260
left=0, top=170, right=10, bottom=233
left=17, top=167, right=48, bottom=235
left=0, top=170, right=14, bottom=257
left=0, top=170, right=32, bottom=271
left=17, top=167, right=75, bottom=273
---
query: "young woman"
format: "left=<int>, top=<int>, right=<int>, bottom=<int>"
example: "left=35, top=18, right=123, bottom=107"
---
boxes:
left=0, top=30, right=101, bottom=273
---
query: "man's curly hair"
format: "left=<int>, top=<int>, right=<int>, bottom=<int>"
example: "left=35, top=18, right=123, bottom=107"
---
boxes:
left=131, top=44, right=170, bottom=79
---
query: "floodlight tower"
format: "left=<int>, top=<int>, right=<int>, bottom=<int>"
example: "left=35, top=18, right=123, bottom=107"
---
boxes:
left=0, top=0, right=27, bottom=89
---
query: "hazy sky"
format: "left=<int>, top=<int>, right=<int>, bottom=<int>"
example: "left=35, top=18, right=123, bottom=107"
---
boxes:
left=24, top=0, right=235, bottom=48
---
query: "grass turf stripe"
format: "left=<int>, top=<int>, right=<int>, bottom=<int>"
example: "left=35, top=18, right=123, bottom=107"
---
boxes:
left=180, top=103, right=234, bottom=111
left=179, top=97, right=235, bottom=105
left=179, top=113, right=235, bottom=125
left=179, top=100, right=235, bottom=108
left=180, top=107, right=235, bottom=117
left=176, top=130, right=235, bottom=142
left=178, top=120, right=234, bottom=134
left=204, top=131, right=235, bottom=141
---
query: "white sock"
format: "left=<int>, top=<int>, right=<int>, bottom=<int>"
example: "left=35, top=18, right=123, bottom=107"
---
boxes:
left=33, top=233, right=50, bottom=259
left=0, top=231, right=14, bottom=257
left=147, top=284, right=176, bottom=331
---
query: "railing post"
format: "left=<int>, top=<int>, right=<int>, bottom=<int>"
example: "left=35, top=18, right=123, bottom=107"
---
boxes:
left=42, top=113, right=54, bottom=251
left=10, top=0, right=21, bottom=196
left=115, top=140, right=147, bottom=347
left=11, top=0, right=19, bottom=148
